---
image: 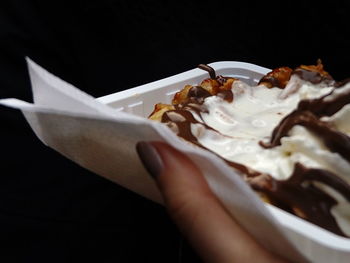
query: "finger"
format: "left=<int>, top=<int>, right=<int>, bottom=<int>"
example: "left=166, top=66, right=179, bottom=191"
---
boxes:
left=136, top=141, right=286, bottom=263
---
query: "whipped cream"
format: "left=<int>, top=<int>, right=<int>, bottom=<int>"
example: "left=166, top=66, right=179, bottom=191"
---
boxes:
left=189, top=76, right=350, bottom=236
left=156, top=64, right=350, bottom=237
left=193, top=77, right=337, bottom=180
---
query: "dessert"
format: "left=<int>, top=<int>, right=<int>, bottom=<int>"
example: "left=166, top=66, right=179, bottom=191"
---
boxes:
left=149, top=61, right=350, bottom=237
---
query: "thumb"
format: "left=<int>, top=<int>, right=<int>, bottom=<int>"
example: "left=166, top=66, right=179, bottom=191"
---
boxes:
left=136, top=141, right=286, bottom=263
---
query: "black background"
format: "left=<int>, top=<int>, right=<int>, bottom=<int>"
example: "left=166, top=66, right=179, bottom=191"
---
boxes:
left=0, top=1, right=349, bottom=262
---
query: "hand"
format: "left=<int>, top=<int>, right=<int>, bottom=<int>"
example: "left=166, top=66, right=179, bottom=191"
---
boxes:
left=136, top=141, right=288, bottom=263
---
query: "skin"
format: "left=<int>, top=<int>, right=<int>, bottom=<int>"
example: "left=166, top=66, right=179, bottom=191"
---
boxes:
left=137, top=141, right=288, bottom=263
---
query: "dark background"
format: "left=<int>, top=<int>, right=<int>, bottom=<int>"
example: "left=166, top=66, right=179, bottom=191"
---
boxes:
left=0, top=1, right=349, bottom=262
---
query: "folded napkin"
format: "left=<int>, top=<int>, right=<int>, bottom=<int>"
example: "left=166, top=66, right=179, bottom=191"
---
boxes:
left=1, top=58, right=312, bottom=262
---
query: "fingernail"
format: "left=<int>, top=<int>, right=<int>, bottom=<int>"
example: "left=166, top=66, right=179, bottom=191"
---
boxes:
left=136, top=141, right=164, bottom=179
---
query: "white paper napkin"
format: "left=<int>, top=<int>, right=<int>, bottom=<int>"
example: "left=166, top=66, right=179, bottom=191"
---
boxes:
left=0, top=58, right=308, bottom=262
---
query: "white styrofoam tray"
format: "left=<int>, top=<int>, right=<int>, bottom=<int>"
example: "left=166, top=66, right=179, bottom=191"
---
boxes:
left=97, top=61, right=350, bottom=262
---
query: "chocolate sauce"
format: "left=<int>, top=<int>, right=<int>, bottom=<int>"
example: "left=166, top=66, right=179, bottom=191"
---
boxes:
left=262, top=77, right=350, bottom=164
left=225, top=155, right=350, bottom=237
left=298, top=84, right=350, bottom=117
left=187, top=86, right=212, bottom=104
left=253, top=163, right=349, bottom=236
left=165, top=102, right=350, bottom=237
left=162, top=110, right=200, bottom=144
left=161, top=86, right=215, bottom=145
left=259, top=75, right=284, bottom=89
left=216, top=75, right=230, bottom=86
left=255, top=69, right=350, bottom=236
left=198, top=64, right=216, bottom=79
left=197, top=64, right=232, bottom=86
left=335, top=78, right=350, bottom=88
left=293, top=67, right=334, bottom=85
left=159, top=64, right=350, bottom=237
left=262, top=110, right=350, bottom=162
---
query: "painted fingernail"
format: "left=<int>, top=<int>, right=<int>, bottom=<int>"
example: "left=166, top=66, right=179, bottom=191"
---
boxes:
left=136, top=141, right=164, bottom=179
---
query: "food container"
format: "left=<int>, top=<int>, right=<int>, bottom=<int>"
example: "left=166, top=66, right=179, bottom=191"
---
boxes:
left=97, top=61, right=350, bottom=263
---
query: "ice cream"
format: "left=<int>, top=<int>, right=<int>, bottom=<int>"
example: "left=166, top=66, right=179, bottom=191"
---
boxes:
left=149, top=62, right=350, bottom=237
